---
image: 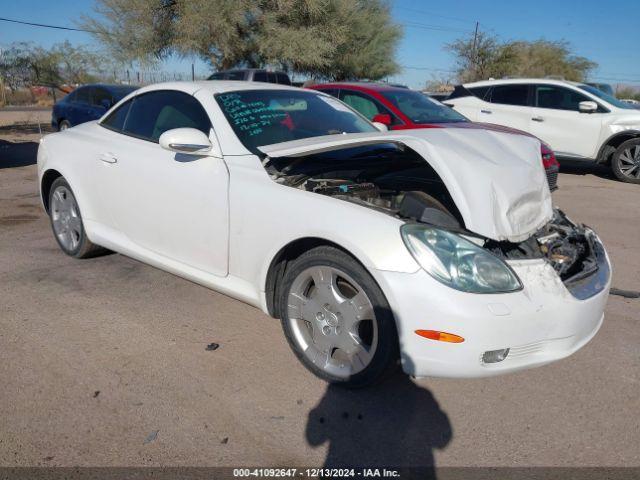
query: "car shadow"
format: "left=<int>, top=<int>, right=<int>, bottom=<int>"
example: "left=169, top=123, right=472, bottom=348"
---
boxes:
left=0, top=139, right=39, bottom=169
left=558, top=159, right=616, bottom=181
left=305, top=359, right=452, bottom=479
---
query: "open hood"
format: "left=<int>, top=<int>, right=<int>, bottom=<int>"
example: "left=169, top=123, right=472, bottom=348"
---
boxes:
left=259, top=129, right=553, bottom=243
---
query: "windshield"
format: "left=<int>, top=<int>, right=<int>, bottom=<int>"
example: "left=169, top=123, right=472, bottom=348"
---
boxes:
left=216, top=89, right=377, bottom=153
left=380, top=89, right=468, bottom=124
left=578, top=85, right=635, bottom=110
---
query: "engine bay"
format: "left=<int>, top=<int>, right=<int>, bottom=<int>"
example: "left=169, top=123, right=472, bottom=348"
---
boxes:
left=487, top=210, right=601, bottom=284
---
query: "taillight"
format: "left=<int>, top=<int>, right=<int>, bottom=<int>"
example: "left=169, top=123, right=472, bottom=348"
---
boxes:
left=541, top=143, right=559, bottom=169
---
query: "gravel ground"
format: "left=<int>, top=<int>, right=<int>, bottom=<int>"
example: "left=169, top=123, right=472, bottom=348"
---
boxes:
left=1, top=121, right=639, bottom=470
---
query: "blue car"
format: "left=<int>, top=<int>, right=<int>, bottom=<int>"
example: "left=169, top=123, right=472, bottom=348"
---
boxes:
left=52, top=84, right=138, bottom=131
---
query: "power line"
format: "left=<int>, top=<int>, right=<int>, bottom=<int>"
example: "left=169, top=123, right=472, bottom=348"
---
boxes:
left=0, top=16, right=101, bottom=35
left=401, top=21, right=472, bottom=34
left=394, top=5, right=476, bottom=24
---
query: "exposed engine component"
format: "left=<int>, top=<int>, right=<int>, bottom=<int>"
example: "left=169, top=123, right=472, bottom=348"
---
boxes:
left=302, top=178, right=404, bottom=211
left=488, top=210, right=599, bottom=283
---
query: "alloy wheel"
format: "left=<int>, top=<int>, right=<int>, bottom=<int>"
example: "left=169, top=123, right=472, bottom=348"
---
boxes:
left=618, top=145, right=640, bottom=179
left=51, top=186, right=82, bottom=252
left=287, top=265, right=378, bottom=378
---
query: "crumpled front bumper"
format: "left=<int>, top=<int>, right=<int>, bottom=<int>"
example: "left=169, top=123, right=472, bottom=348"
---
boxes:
left=374, top=234, right=611, bottom=378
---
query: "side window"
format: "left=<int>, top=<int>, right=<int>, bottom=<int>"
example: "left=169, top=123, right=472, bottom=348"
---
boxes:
left=253, top=71, right=268, bottom=82
left=276, top=73, right=291, bottom=85
left=340, top=90, right=388, bottom=121
left=100, top=98, right=133, bottom=131
left=121, top=90, right=211, bottom=142
left=468, top=86, right=490, bottom=100
left=93, top=88, right=112, bottom=107
left=75, top=87, right=92, bottom=105
left=535, top=85, right=591, bottom=111
left=209, top=72, right=225, bottom=80
left=489, top=84, right=529, bottom=106
left=267, top=72, right=277, bottom=83
left=64, top=90, right=77, bottom=103
left=226, top=71, right=245, bottom=80
left=321, top=89, right=340, bottom=98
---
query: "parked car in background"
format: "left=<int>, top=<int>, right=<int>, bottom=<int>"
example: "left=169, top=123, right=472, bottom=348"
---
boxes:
left=37, top=81, right=609, bottom=386
left=621, top=99, right=640, bottom=110
left=309, top=82, right=559, bottom=190
left=52, top=84, right=138, bottom=131
left=445, top=78, right=640, bottom=183
left=586, top=82, right=615, bottom=96
left=207, top=69, right=291, bottom=85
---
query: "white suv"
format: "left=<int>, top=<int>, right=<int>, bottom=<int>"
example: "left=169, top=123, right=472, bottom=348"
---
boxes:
left=445, top=78, right=640, bottom=183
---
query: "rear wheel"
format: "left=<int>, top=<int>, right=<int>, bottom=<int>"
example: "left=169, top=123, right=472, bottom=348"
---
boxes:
left=611, top=138, right=640, bottom=183
left=49, top=177, right=105, bottom=258
left=278, top=246, right=399, bottom=388
left=58, top=120, right=71, bottom=131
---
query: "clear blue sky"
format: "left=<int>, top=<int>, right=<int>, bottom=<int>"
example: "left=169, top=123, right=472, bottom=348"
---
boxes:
left=1, top=0, right=639, bottom=88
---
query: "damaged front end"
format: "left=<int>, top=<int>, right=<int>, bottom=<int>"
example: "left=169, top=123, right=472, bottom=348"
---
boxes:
left=486, top=210, right=610, bottom=300
left=262, top=140, right=607, bottom=299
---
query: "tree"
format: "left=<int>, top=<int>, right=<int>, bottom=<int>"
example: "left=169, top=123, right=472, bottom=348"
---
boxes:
left=447, top=31, right=596, bottom=83
left=0, top=42, right=107, bottom=91
left=0, top=43, right=34, bottom=91
left=51, top=41, right=108, bottom=85
left=616, top=86, right=640, bottom=101
left=80, top=0, right=401, bottom=80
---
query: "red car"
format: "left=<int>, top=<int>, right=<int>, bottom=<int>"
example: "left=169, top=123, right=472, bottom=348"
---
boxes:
left=309, top=82, right=559, bottom=190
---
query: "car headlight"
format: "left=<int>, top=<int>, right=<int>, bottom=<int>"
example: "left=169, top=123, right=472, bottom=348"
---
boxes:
left=401, top=224, right=522, bottom=293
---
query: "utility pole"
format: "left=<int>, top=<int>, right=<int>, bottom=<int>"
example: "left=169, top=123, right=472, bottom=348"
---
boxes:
left=471, top=21, right=479, bottom=79
left=191, top=62, right=195, bottom=81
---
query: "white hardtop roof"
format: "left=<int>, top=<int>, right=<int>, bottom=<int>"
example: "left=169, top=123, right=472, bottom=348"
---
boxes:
left=463, top=78, right=584, bottom=88
left=134, top=80, right=304, bottom=96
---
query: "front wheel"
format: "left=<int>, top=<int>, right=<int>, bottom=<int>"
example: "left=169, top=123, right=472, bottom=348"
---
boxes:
left=48, top=177, right=105, bottom=258
left=278, top=246, right=399, bottom=388
left=58, top=120, right=71, bottom=131
left=611, top=138, right=640, bottom=183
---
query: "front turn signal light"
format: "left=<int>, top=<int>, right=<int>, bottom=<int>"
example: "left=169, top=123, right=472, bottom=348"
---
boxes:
left=415, top=330, right=465, bottom=343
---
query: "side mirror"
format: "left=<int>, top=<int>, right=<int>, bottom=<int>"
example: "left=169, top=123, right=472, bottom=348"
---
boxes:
left=159, top=128, right=213, bottom=155
left=579, top=101, right=598, bottom=113
left=372, top=121, right=388, bottom=132
left=372, top=113, right=392, bottom=126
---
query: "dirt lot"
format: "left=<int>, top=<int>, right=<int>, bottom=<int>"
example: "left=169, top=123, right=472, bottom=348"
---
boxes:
left=1, top=116, right=639, bottom=470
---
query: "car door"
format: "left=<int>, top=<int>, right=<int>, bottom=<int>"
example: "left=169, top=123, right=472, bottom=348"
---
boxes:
left=90, top=87, right=113, bottom=119
left=62, top=89, right=82, bottom=126
left=72, top=87, right=97, bottom=126
left=96, top=89, right=229, bottom=276
left=479, top=84, right=533, bottom=132
left=529, top=84, right=604, bottom=159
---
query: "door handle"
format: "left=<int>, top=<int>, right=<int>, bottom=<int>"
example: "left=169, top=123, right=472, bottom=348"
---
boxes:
left=99, top=153, right=118, bottom=164
left=480, top=109, right=492, bottom=114
left=532, top=116, right=544, bottom=122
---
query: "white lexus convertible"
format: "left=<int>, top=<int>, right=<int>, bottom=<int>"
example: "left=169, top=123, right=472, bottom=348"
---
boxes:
left=37, top=82, right=611, bottom=387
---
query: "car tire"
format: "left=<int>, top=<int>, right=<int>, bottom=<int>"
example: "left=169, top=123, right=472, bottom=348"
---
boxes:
left=611, top=138, right=640, bottom=183
left=58, top=120, right=71, bottom=131
left=48, top=177, right=105, bottom=258
left=278, top=245, right=399, bottom=388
